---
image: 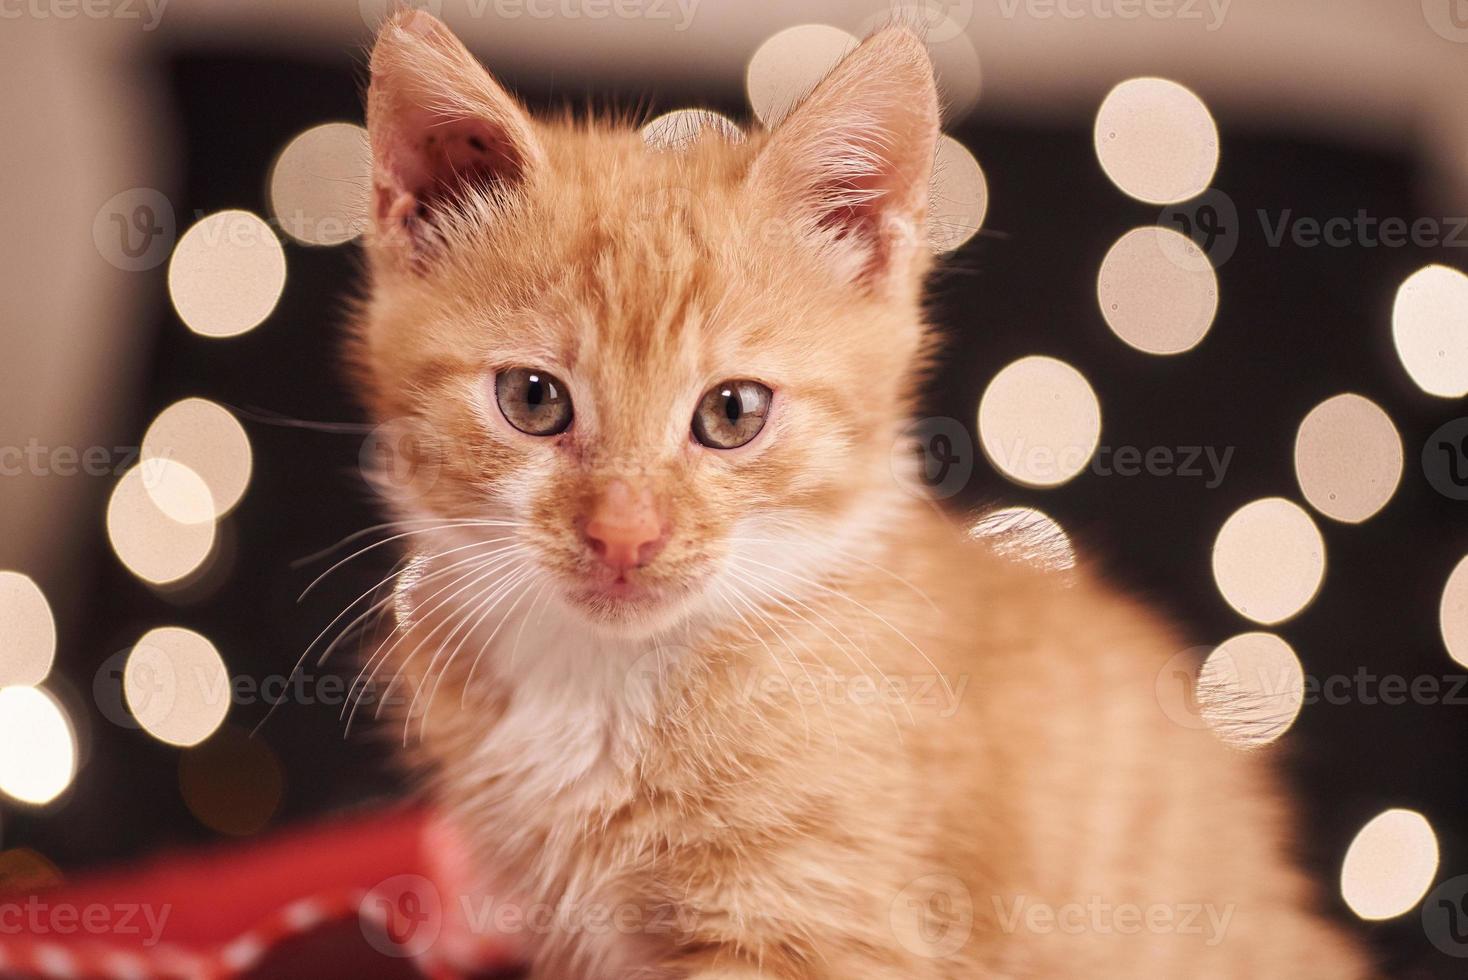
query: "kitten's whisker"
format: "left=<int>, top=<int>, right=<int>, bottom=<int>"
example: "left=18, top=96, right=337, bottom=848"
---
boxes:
left=344, top=548, right=530, bottom=733
left=299, top=520, right=523, bottom=601
left=501, top=578, right=551, bottom=679
left=224, top=404, right=379, bottom=434
left=292, top=516, right=509, bottom=568
left=358, top=542, right=531, bottom=718
left=713, top=585, right=805, bottom=740
left=308, top=538, right=522, bottom=670
left=263, top=541, right=515, bottom=736
left=729, top=534, right=939, bottom=612
left=730, top=553, right=953, bottom=704
left=725, top=565, right=908, bottom=734
left=415, top=563, right=538, bottom=741
left=351, top=547, right=530, bottom=725
left=725, top=578, right=851, bottom=745
left=458, top=565, right=551, bottom=704
left=340, top=552, right=519, bottom=729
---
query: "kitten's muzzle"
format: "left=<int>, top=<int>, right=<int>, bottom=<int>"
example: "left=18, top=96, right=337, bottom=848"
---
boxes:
left=581, top=479, right=665, bottom=578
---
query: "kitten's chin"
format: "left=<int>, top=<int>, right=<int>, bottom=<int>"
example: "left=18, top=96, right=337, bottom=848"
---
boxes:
left=562, top=580, right=697, bottom=636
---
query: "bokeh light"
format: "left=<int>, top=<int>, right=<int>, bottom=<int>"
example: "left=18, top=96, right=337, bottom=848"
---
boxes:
left=168, top=210, right=287, bottom=339
left=0, top=571, right=56, bottom=688
left=107, top=463, right=216, bottom=585
left=978, top=355, right=1101, bottom=488
left=641, top=109, right=743, bottom=150
left=929, top=134, right=988, bottom=253
left=1441, top=555, right=1468, bottom=669
left=179, top=724, right=284, bottom=836
left=1340, top=808, right=1439, bottom=920
left=1196, top=632, right=1305, bottom=749
left=125, top=626, right=230, bottom=747
left=1392, top=264, right=1468, bottom=397
left=969, top=507, right=1075, bottom=571
left=1094, top=77, right=1219, bottom=204
left=267, top=122, right=371, bottom=246
left=1212, top=497, right=1325, bottom=625
left=1096, top=226, right=1218, bottom=354
left=1293, top=393, right=1402, bottom=523
left=142, top=398, right=253, bottom=520
left=745, top=24, right=858, bottom=127
left=0, top=686, right=76, bottom=806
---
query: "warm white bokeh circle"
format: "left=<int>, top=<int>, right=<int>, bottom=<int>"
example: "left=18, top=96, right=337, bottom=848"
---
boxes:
left=929, top=135, right=988, bottom=253
left=268, top=122, right=372, bottom=246
left=1392, top=264, right=1468, bottom=397
left=125, top=626, right=231, bottom=747
left=1094, top=77, right=1219, bottom=204
left=1293, top=394, right=1402, bottom=524
left=168, top=210, right=287, bottom=338
left=0, top=686, right=76, bottom=805
left=107, top=464, right=216, bottom=585
left=1196, top=632, right=1305, bottom=749
left=1441, top=555, right=1468, bottom=669
left=978, top=356, right=1102, bottom=488
left=143, top=398, right=253, bottom=520
left=641, top=109, right=744, bottom=150
left=746, top=25, right=858, bottom=127
left=0, top=571, right=56, bottom=688
left=1097, top=226, right=1218, bottom=354
left=1212, top=497, right=1325, bottom=625
left=969, top=506, right=1075, bottom=571
left=1340, top=809, right=1439, bottom=921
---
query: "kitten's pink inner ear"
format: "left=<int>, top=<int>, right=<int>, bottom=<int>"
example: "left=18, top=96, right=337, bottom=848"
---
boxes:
left=747, top=26, right=939, bottom=288
left=372, top=112, right=527, bottom=229
left=366, top=10, right=541, bottom=259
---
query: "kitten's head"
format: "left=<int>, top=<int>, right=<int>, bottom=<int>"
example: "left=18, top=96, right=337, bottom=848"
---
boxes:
left=353, top=11, right=940, bottom=636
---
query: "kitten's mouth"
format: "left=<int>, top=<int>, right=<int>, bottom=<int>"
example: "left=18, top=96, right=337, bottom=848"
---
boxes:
left=566, top=571, right=679, bottom=622
left=571, top=577, right=659, bottom=607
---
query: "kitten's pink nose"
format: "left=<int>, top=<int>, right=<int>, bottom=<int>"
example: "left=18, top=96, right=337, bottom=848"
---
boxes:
left=583, top=480, right=664, bottom=575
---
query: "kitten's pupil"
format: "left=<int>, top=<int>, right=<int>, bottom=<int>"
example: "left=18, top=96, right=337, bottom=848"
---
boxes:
left=722, top=389, right=738, bottom=424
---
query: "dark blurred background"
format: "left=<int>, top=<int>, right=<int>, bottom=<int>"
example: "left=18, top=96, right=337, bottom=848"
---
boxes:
left=1, top=1, right=1466, bottom=975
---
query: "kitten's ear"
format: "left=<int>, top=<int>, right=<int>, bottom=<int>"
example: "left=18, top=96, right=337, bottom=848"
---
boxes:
left=366, top=11, right=542, bottom=267
left=746, top=27, right=939, bottom=293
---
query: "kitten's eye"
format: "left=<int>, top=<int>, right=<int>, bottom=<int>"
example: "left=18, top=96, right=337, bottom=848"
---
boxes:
left=495, top=367, right=573, bottom=436
left=692, top=380, right=772, bottom=450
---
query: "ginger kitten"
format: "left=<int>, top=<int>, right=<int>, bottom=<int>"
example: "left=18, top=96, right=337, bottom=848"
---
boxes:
left=348, top=11, right=1370, bottom=978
